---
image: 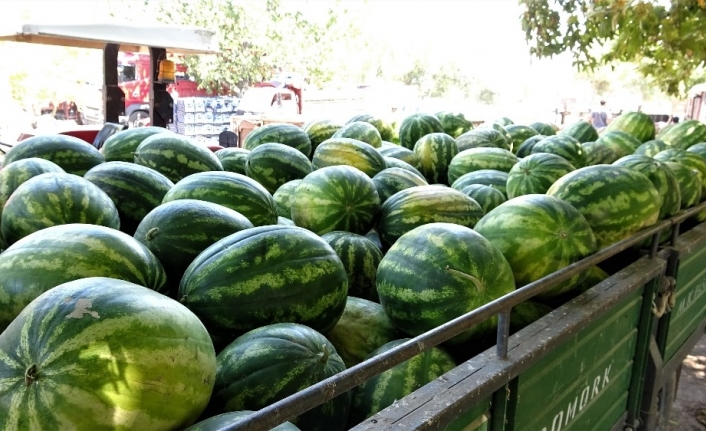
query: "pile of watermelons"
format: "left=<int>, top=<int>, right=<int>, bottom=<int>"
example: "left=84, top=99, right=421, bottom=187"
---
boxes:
left=0, top=110, right=705, bottom=430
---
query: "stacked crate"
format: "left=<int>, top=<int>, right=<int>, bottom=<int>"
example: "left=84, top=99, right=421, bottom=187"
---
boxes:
left=170, top=96, right=239, bottom=144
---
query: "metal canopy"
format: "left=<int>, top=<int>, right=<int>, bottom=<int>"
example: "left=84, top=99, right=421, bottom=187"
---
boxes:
left=0, top=23, right=218, bottom=54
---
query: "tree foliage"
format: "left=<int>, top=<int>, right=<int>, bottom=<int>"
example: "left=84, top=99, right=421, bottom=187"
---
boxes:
left=519, top=0, right=706, bottom=96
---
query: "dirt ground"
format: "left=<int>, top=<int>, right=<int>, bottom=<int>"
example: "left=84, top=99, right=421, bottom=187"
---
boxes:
left=669, top=333, right=706, bottom=431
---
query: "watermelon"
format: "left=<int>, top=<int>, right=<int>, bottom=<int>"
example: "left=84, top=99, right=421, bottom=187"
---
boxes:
left=348, top=339, right=457, bottom=427
left=547, top=165, right=661, bottom=248
left=304, top=119, right=343, bottom=152
left=447, top=148, right=519, bottom=184
left=291, top=166, right=380, bottom=235
left=663, top=161, right=702, bottom=209
left=312, top=138, right=386, bottom=178
left=686, top=142, right=706, bottom=160
left=1, top=172, right=120, bottom=245
left=657, top=119, right=706, bottom=149
left=378, top=144, right=422, bottom=169
left=0, top=223, right=166, bottom=330
left=134, top=199, right=254, bottom=292
left=613, top=155, right=681, bottom=219
left=459, top=184, right=506, bottom=214
left=479, top=122, right=513, bottom=149
left=185, top=411, right=300, bottom=431
left=215, top=147, right=250, bottom=174
left=84, top=161, right=174, bottom=235
left=0, top=157, right=64, bottom=220
left=531, top=135, right=587, bottom=168
left=413, top=132, right=459, bottom=184
left=398, top=113, right=445, bottom=149
left=450, top=169, right=509, bottom=196
left=321, top=231, right=384, bottom=301
left=494, top=117, right=514, bottom=126
left=582, top=141, right=620, bottom=165
left=2, top=134, right=104, bottom=176
left=595, top=131, right=642, bottom=158
left=333, top=121, right=383, bottom=148
left=100, top=126, right=170, bottom=162
left=372, top=167, right=428, bottom=203
left=511, top=301, right=554, bottom=333
left=179, top=225, right=348, bottom=337
left=435, top=111, right=473, bottom=138
left=346, top=114, right=395, bottom=141
left=0, top=277, right=216, bottom=430
left=376, top=222, right=516, bottom=343
left=474, top=194, right=597, bottom=297
left=506, top=153, right=576, bottom=198
left=654, top=148, right=706, bottom=196
left=243, top=123, right=312, bottom=158
left=560, top=120, right=599, bottom=143
left=207, top=323, right=350, bottom=431
left=505, top=124, right=539, bottom=147
left=605, top=111, right=656, bottom=143
left=530, top=122, right=557, bottom=136
left=273, top=179, right=302, bottom=218
left=377, top=185, right=484, bottom=246
left=162, top=171, right=278, bottom=227
left=515, top=135, right=548, bottom=158
left=324, top=297, right=400, bottom=368
left=455, top=129, right=511, bottom=152
left=134, top=133, right=223, bottom=183
left=382, top=156, right=424, bottom=178
left=244, top=142, right=313, bottom=194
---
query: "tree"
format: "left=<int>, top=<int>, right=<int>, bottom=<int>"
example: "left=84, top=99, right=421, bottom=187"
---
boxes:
left=519, top=0, right=706, bottom=96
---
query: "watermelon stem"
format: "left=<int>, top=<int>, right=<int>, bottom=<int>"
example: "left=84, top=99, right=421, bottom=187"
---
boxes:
left=445, top=266, right=485, bottom=292
left=24, top=364, right=38, bottom=386
left=319, top=344, right=330, bottom=364
left=145, top=227, right=160, bottom=241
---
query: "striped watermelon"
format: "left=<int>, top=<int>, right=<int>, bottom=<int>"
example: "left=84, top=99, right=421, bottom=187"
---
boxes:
left=447, top=148, right=519, bottom=184
left=134, top=134, right=223, bottom=183
left=243, top=123, right=312, bottom=158
left=304, top=119, right=343, bottom=152
left=179, top=225, right=348, bottom=336
left=605, top=111, right=656, bottom=143
left=382, top=156, right=424, bottom=178
left=663, top=161, right=702, bottom=209
left=291, top=166, right=381, bottom=235
left=686, top=142, right=706, bottom=159
left=377, top=185, right=483, bottom=246
left=1, top=172, right=120, bottom=245
left=531, top=135, right=587, bottom=168
left=185, top=411, right=300, bottom=431
left=273, top=179, right=302, bottom=218
left=84, top=161, right=174, bottom=235
left=530, top=122, right=557, bottom=136
left=582, top=141, right=619, bottom=165
left=376, top=222, right=515, bottom=343
left=100, top=126, right=171, bottom=162
left=516, top=135, right=548, bottom=158
left=372, top=167, right=428, bottom=203
left=0, top=277, right=216, bottom=431
left=333, top=121, right=383, bottom=148
left=321, top=231, right=384, bottom=301
left=613, top=155, right=681, bottom=219
left=595, top=131, right=642, bottom=158
left=657, top=120, right=706, bottom=149
left=398, top=113, right=445, bottom=149
left=215, top=147, right=250, bottom=174
left=459, top=184, right=506, bottom=214
left=456, top=129, right=511, bottom=152
left=636, top=139, right=670, bottom=157
left=162, top=171, right=278, bottom=227
left=547, top=165, right=661, bottom=248
left=2, top=134, right=104, bottom=176
left=560, top=120, right=599, bottom=143
left=435, top=111, right=473, bottom=138
left=207, top=323, right=350, bottom=431
left=378, top=144, right=423, bottom=169
left=479, top=122, right=514, bottom=149
left=505, top=124, right=539, bottom=148
left=324, top=297, right=400, bottom=368
left=134, top=199, right=254, bottom=294
left=244, top=142, right=313, bottom=194
left=312, top=138, right=386, bottom=178
left=506, top=153, right=576, bottom=198
left=413, top=132, right=459, bottom=184
left=474, top=194, right=597, bottom=297
left=654, top=148, right=706, bottom=196
left=346, top=114, right=395, bottom=141
left=451, top=169, right=509, bottom=197
left=0, top=158, right=64, bottom=220
left=0, top=223, right=166, bottom=330
left=348, top=339, right=457, bottom=427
